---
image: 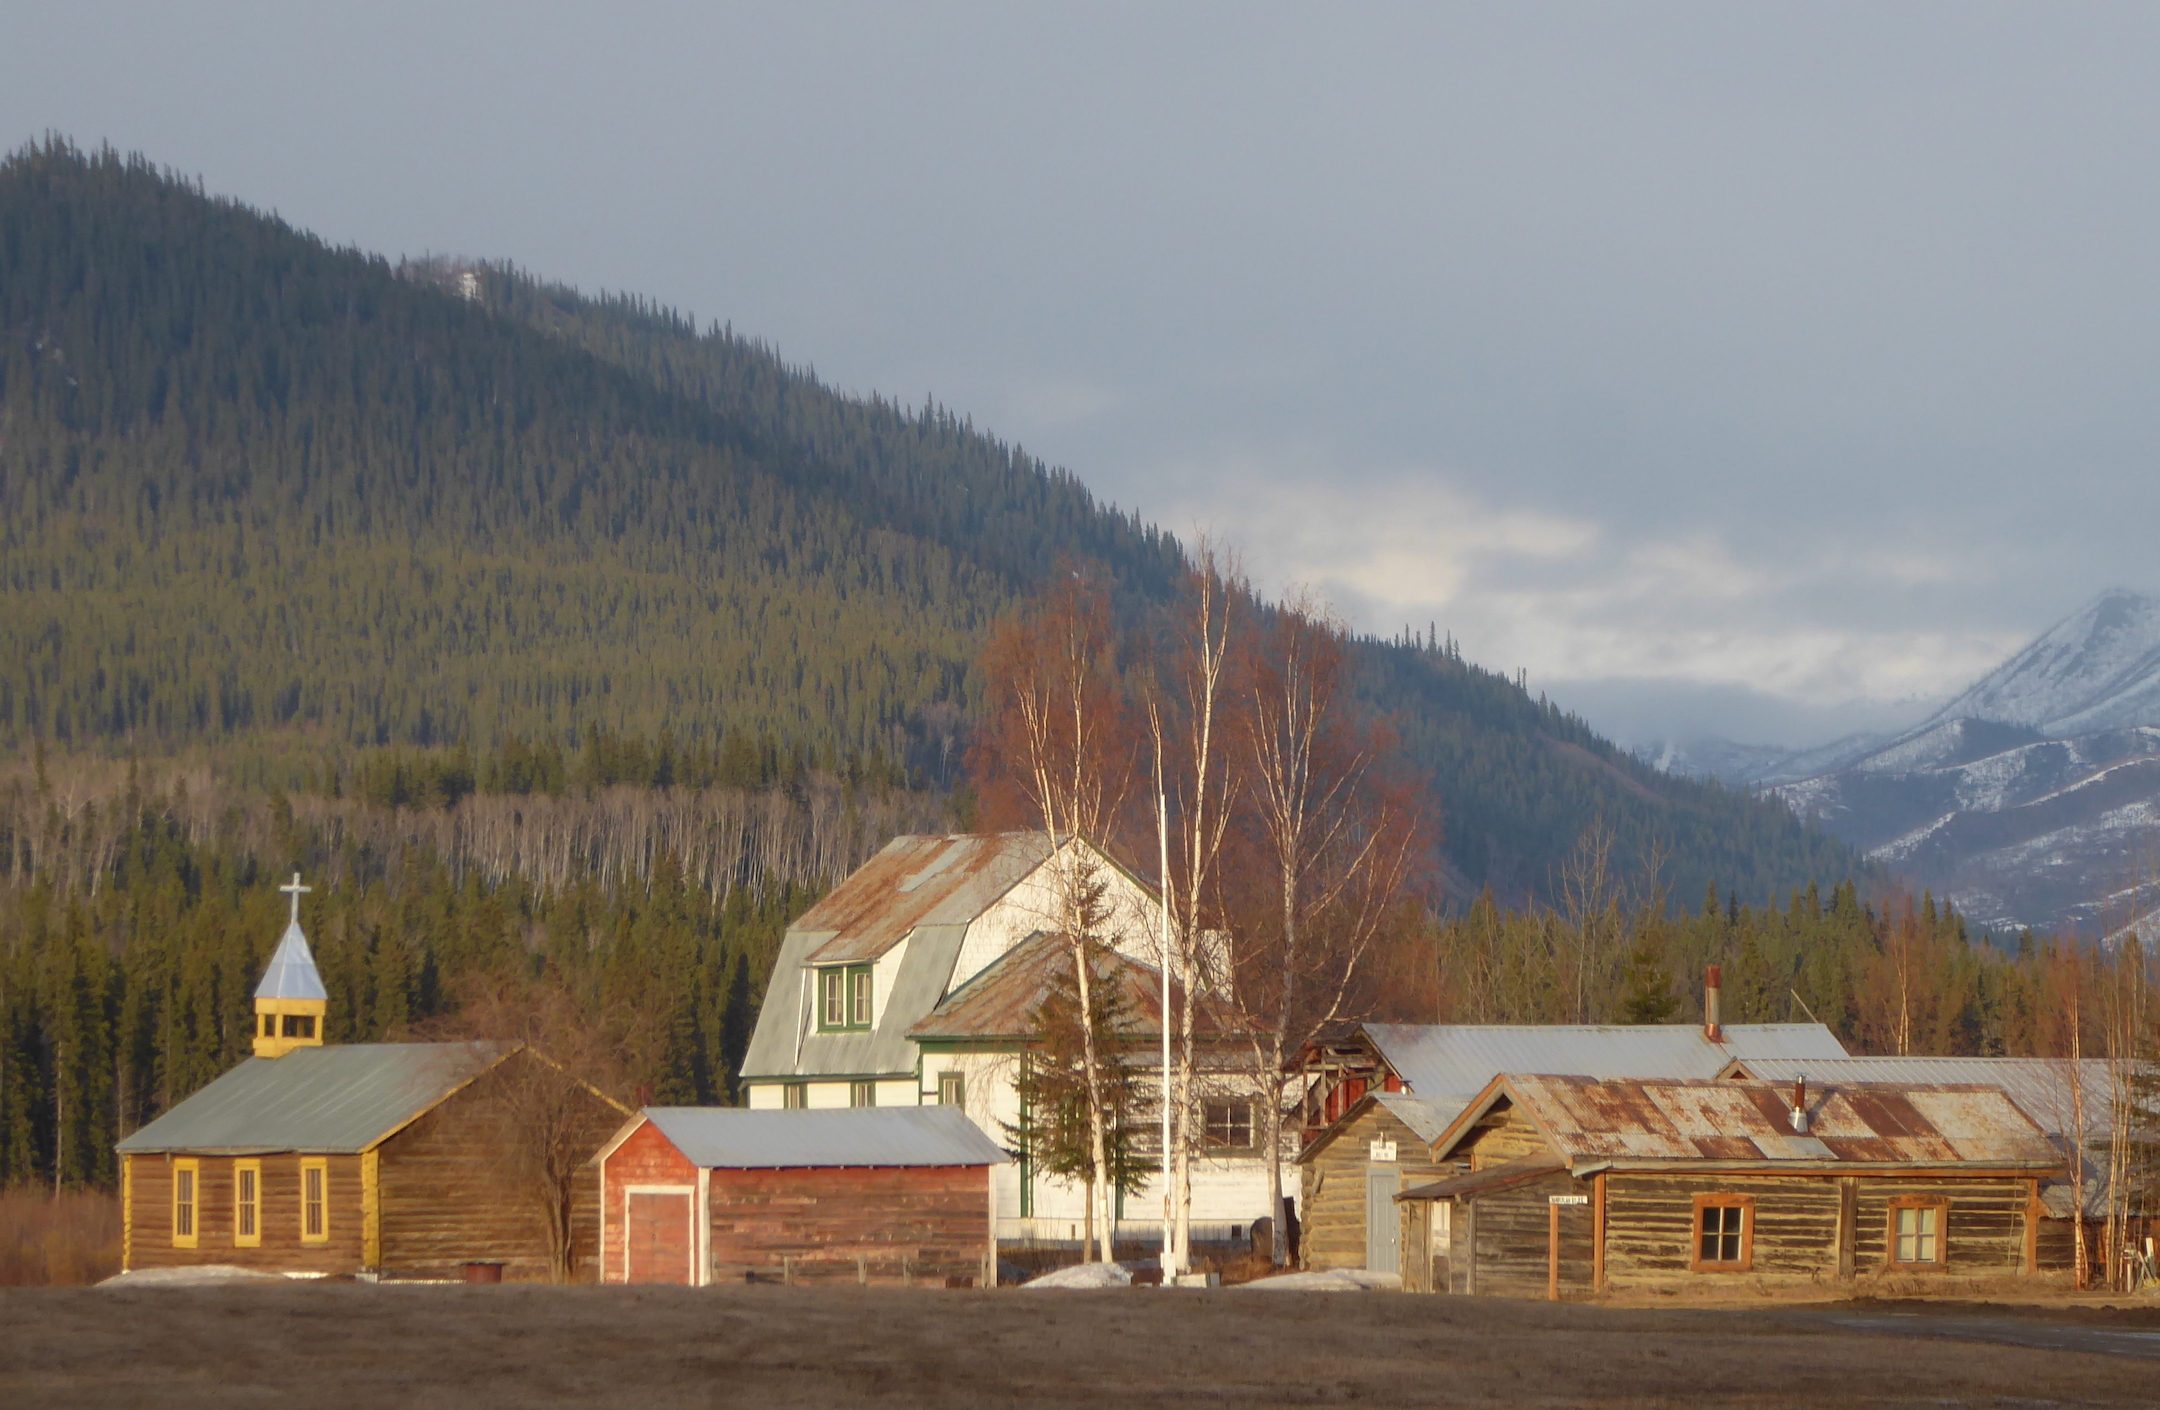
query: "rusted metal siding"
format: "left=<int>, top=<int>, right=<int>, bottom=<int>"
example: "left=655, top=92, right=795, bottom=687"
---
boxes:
left=707, top=1165, right=992, bottom=1285
left=599, top=1120, right=701, bottom=1285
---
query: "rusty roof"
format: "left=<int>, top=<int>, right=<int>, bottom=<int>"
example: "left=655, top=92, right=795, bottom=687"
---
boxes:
left=910, top=930, right=1177, bottom=1042
left=794, top=832, right=1053, bottom=965
left=1429, top=1073, right=2064, bottom=1173
left=1397, top=1151, right=1565, bottom=1203
left=1730, top=1056, right=2121, bottom=1142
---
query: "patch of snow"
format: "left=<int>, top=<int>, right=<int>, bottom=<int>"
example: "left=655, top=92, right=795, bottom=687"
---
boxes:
left=1019, top=1261, right=1133, bottom=1289
left=99, top=1264, right=285, bottom=1288
left=1233, top=1268, right=1401, bottom=1292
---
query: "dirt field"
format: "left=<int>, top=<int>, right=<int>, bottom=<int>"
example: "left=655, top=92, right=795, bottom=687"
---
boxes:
left=5, top=1284, right=2160, bottom=1408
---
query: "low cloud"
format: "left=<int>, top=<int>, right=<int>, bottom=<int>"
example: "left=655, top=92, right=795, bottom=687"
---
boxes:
left=1154, top=453, right=2024, bottom=744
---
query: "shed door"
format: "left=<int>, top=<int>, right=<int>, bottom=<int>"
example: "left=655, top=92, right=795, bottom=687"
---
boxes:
left=626, top=1191, right=696, bottom=1285
left=1365, top=1167, right=1400, bottom=1274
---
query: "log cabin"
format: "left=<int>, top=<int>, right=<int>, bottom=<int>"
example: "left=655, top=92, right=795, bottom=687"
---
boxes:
left=115, top=876, right=628, bottom=1281
left=594, top=1106, right=1007, bottom=1286
left=1726, top=1054, right=2134, bottom=1282
left=1293, top=970, right=1849, bottom=1275
left=1392, top=1073, right=2068, bottom=1298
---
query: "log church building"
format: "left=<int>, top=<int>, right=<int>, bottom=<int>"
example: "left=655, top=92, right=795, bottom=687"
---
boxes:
left=116, top=875, right=627, bottom=1281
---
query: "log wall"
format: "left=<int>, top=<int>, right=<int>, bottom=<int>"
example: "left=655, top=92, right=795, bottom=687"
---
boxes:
left=123, top=1152, right=365, bottom=1275
left=1448, top=1170, right=1589, bottom=1298
left=376, top=1049, right=624, bottom=1283
left=1300, top=1105, right=1449, bottom=1271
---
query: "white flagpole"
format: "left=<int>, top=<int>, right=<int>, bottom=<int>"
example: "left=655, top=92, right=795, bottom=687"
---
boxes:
left=1157, top=785, right=1175, bottom=1277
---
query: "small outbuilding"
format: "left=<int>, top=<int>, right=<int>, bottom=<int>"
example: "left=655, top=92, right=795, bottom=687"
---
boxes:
left=594, top=1106, right=1008, bottom=1286
left=1393, top=1073, right=2067, bottom=1298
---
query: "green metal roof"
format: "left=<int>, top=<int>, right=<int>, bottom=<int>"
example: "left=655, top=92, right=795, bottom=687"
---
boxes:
left=115, top=1042, right=507, bottom=1155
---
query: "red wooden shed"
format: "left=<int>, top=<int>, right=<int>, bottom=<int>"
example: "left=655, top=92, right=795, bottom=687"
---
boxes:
left=594, top=1106, right=1007, bottom=1287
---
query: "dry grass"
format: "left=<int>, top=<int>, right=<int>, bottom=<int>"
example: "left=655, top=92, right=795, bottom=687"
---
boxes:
left=3, top=1282, right=2158, bottom=1408
left=0, top=1188, right=121, bottom=1287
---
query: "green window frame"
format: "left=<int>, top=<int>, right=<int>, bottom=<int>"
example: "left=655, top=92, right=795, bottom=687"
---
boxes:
left=818, top=965, right=874, bottom=1032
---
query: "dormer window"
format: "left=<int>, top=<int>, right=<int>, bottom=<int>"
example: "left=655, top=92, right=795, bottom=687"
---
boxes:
left=818, top=965, right=873, bottom=1032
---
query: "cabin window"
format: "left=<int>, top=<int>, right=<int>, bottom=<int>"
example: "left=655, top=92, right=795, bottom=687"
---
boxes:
left=850, top=1080, right=877, bottom=1108
left=783, top=1082, right=808, bottom=1109
left=300, top=1158, right=329, bottom=1243
left=281, top=1013, right=316, bottom=1039
left=234, top=1160, right=261, bottom=1247
left=1889, top=1198, right=1948, bottom=1266
left=172, top=1158, right=200, bottom=1248
left=818, top=966, right=873, bottom=1032
left=938, top=1072, right=965, bottom=1107
left=1204, top=1100, right=1255, bottom=1150
left=262, top=1014, right=276, bottom=1037
left=1690, top=1193, right=1754, bottom=1272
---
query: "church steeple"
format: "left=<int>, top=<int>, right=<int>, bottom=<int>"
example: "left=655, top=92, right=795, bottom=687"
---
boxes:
left=253, top=873, right=327, bottom=1058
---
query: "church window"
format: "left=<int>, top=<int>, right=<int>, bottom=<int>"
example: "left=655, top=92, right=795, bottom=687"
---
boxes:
left=301, top=1158, right=329, bottom=1243
left=172, top=1159, right=200, bottom=1248
left=234, top=1160, right=261, bottom=1247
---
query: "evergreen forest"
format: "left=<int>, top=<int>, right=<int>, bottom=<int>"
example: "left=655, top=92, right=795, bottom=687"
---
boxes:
left=0, top=141, right=1923, bottom=1191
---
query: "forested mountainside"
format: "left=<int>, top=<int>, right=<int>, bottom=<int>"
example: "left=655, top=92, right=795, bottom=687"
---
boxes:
left=0, top=141, right=1859, bottom=905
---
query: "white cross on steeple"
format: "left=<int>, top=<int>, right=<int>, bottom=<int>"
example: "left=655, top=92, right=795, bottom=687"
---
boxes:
left=280, top=871, right=311, bottom=927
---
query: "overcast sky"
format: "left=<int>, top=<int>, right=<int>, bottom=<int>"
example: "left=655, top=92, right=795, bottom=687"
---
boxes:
left=10, top=2, right=2159, bottom=748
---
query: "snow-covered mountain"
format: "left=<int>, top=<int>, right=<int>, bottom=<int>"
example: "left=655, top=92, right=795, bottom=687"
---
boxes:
left=1765, top=590, right=2160, bottom=936
left=1917, top=589, right=2160, bottom=736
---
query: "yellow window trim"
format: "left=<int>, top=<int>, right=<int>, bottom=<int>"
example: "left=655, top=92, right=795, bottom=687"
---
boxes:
left=300, top=1157, right=330, bottom=1244
left=172, top=1157, right=200, bottom=1249
left=233, top=1159, right=263, bottom=1248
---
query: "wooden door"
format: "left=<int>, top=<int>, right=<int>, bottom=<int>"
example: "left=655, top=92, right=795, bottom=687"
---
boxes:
left=626, top=1191, right=696, bottom=1285
left=1365, top=1167, right=1400, bottom=1274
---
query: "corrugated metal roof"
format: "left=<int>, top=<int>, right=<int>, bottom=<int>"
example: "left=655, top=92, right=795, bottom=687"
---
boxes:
left=254, top=920, right=327, bottom=1001
left=909, top=929, right=1219, bottom=1043
left=1373, top=1092, right=1458, bottom=1146
left=641, top=1105, right=1010, bottom=1169
left=115, top=1043, right=506, bottom=1154
left=1365, top=1022, right=1849, bottom=1103
left=1475, top=1073, right=2062, bottom=1170
left=1349, top=1022, right=1850, bottom=1146
left=1397, top=1151, right=1564, bottom=1202
left=796, top=833, right=1052, bottom=965
left=1735, top=1056, right=2119, bottom=1141
left=740, top=924, right=970, bottom=1081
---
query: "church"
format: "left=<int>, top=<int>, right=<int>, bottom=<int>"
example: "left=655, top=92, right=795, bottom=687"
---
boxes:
left=116, top=875, right=628, bottom=1281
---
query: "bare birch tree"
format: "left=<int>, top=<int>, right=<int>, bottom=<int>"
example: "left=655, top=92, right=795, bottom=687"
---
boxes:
left=1227, top=596, right=1430, bottom=1266
left=1144, top=543, right=1244, bottom=1276
left=975, top=572, right=1139, bottom=1262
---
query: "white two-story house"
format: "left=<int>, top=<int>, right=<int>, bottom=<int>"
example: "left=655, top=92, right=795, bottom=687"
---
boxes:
left=739, top=831, right=1288, bottom=1245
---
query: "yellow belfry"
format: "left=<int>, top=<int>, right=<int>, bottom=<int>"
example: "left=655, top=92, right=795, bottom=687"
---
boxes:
left=253, top=872, right=327, bottom=1058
